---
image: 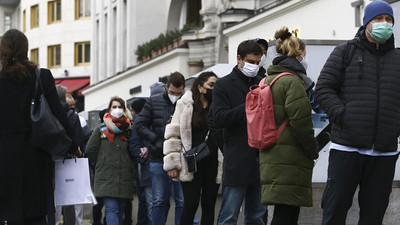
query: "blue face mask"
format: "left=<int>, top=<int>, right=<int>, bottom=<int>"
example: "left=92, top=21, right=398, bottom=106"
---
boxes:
left=368, top=22, right=393, bottom=42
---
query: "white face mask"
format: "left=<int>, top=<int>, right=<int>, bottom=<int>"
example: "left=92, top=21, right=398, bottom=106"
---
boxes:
left=110, top=108, right=124, bottom=118
left=259, top=54, right=267, bottom=68
left=168, top=94, right=180, bottom=104
left=300, top=56, right=308, bottom=70
left=241, top=62, right=259, bottom=78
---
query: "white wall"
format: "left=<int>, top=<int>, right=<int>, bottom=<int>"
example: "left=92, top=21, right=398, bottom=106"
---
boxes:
left=21, top=0, right=91, bottom=78
left=224, top=0, right=360, bottom=63
left=92, top=0, right=173, bottom=84
left=83, top=48, right=189, bottom=110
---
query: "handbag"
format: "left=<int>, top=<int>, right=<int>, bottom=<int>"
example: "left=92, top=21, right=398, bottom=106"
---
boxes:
left=30, top=69, right=72, bottom=160
left=182, top=131, right=210, bottom=172
left=54, top=158, right=97, bottom=206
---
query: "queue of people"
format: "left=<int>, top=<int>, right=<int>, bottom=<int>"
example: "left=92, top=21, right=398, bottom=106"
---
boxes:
left=2, top=1, right=400, bottom=225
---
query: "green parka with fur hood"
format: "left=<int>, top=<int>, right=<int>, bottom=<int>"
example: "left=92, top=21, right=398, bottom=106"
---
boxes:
left=260, top=56, right=318, bottom=207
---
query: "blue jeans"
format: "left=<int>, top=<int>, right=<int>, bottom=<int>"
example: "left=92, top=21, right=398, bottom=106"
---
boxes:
left=103, top=197, right=127, bottom=225
left=150, top=162, right=183, bottom=225
left=217, top=184, right=266, bottom=225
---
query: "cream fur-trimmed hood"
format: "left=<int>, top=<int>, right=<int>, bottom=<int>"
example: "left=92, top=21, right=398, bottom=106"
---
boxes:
left=163, top=90, right=223, bottom=183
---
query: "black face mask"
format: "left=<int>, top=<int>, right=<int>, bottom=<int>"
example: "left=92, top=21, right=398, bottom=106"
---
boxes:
left=204, top=88, right=213, bottom=102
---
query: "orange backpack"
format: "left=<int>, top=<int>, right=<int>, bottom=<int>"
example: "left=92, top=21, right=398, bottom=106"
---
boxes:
left=246, top=72, right=295, bottom=149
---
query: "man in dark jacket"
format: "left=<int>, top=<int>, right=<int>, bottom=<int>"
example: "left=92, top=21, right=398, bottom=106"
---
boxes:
left=212, top=40, right=266, bottom=224
left=128, top=98, right=150, bottom=225
left=315, top=1, right=400, bottom=224
left=55, top=85, right=84, bottom=225
left=136, top=72, right=185, bottom=225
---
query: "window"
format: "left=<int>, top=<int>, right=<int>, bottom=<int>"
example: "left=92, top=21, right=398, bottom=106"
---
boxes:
left=31, top=5, right=39, bottom=28
left=23, top=10, right=26, bottom=32
left=75, top=0, right=91, bottom=19
left=4, top=15, right=11, bottom=31
left=31, top=49, right=39, bottom=65
left=75, top=42, right=90, bottom=65
left=48, top=45, right=61, bottom=68
left=48, top=1, right=61, bottom=24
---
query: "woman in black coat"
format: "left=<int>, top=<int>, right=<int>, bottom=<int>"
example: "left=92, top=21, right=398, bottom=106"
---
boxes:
left=0, top=29, right=74, bottom=225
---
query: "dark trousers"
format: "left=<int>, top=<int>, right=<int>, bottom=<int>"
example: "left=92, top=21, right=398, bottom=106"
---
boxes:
left=6, top=216, right=47, bottom=225
left=136, top=186, right=149, bottom=225
left=180, top=160, right=219, bottom=225
left=123, top=200, right=132, bottom=225
left=271, top=204, right=300, bottom=225
left=63, top=206, right=76, bottom=225
left=321, top=149, right=398, bottom=225
left=92, top=198, right=105, bottom=225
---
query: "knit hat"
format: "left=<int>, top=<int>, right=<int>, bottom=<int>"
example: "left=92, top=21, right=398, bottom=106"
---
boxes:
left=130, top=98, right=146, bottom=114
left=254, top=38, right=268, bottom=51
left=363, top=1, right=394, bottom=26
left=150, top=82, right=166, bottom=96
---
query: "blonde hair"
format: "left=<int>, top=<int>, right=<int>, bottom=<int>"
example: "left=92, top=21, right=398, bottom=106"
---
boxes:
left=275, top=26, right=305, bottom=57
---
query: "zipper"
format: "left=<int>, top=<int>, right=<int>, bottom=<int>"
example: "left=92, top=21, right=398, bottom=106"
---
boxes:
left=372, top=45, right=380, bottom=147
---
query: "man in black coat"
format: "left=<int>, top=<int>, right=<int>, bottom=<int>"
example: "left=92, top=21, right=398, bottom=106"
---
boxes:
left=135, top=72, right=185, bottom=225
left=55, top=85, right=84, bottom=225
left=315, top=1, right=400, bottom=224
left=212, top=40, right=266, bottom=224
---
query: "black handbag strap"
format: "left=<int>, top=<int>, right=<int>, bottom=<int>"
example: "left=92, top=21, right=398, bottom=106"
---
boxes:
left=181, top=130, right=210, bottom=154
left=33, top=68, right=44, bottom=100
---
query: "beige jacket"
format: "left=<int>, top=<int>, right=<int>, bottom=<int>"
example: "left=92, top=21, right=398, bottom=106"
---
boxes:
left=163, top=91, right=223, bottom=183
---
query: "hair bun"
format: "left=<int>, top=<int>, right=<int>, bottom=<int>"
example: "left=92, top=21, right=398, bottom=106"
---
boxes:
left=280, top=32, right=292, bottom=41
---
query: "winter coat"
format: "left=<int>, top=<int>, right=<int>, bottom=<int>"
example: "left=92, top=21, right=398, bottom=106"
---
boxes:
left=62, top=102, right=84, bottom=150
left=163, top=91, right=223, bottom=183
left=315, top=26, right=400, bottom=152
left=211, top=66, right=262, bottom=186
left=86, top=125, right=134, bottom=199
left=136, top=92, right=177, bottom=162
left=0, top=68, right=73, bottom=221
left=129, top=115, right=151, bottom=187
left=260, top=58, right=318, bottom=207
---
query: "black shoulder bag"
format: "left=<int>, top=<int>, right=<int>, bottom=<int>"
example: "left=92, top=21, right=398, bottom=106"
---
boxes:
left=31, top=69, right=72, bottom=160
left=182, top=131, right=210, bottom=173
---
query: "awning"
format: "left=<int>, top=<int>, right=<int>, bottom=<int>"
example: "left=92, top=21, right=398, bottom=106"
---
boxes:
left=55, top=77, right=90, bottom=96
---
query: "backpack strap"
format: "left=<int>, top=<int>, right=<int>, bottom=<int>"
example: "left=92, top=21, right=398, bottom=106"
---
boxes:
left=342, top=39, right=357, bottom=70
left=269, top=72, right=296, bottom=86
left=276, top=118, right=289, bottom=137
left=269, top=72, right=295, bottom=135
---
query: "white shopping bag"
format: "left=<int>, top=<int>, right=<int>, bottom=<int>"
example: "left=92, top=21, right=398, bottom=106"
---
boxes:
left=54, top=158, right=97, bottom=206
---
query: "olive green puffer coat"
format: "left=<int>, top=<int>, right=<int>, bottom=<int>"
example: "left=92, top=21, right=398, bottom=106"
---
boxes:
left=260, top=65, right=318, bottom=207
left=86, top=125, right=134, bottom=199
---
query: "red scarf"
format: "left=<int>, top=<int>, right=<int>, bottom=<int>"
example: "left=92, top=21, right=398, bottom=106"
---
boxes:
left=102, top=113, right=130, bottom=143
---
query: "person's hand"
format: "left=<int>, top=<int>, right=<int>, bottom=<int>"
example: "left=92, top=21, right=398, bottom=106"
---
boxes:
left=140, top=147, right=148, bottom=158
left=167, top=168, right=179, bottom=179
left=76, top=147, right=82, bottom=157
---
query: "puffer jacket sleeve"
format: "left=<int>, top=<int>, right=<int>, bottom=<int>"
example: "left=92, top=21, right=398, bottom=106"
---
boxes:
left=285, top=76, right=318, bottom=159
left=315, top=43, right=347, bottom=124
left=163, top=100, right=184, bottom=172
left=136, top=97, right=158, bottom=143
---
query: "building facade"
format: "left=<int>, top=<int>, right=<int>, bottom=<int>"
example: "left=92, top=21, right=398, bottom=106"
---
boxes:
left=20, top=0, right=92, bottom=111
left=84, top=0, right=387, bottom=111
left=0, top=0, right=20, bottom=36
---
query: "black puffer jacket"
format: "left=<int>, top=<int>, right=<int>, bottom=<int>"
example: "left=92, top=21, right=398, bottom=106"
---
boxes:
left=315, top=26, right=400, bottom=152
left=136, top=92, right=177, bottom=162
